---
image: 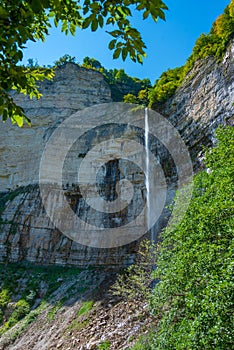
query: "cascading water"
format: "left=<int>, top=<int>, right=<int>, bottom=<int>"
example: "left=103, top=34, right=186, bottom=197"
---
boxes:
left=144, top=107, right=153, bottom=241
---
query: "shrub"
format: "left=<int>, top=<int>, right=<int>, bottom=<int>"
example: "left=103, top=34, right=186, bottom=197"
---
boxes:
left=98, top=340, right=111, bottom=349
left=150, top=126, right=234, bottom=349
left=148, top=67, right=183, bottom=106
left=112, top=240, right=158, bottom=303
left=11, top=299, right=30, bottom=322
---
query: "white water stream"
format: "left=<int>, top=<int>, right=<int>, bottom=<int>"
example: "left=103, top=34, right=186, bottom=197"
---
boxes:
left=144, top=107, right=153, bottom=241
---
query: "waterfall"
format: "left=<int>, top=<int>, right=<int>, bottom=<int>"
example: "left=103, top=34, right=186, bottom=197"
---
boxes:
left=144, top=107, right=152, bottom=240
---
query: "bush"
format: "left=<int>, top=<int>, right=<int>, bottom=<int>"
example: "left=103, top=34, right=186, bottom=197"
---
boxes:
left=0, top=289, right=10, bottom=309
left=98, top=340, right=111, bottom=349
left=148, top=67, right=184, bottom=106
left=150, top=126, right=234, bottom=349
left=11, top=299, right=30, bottom=322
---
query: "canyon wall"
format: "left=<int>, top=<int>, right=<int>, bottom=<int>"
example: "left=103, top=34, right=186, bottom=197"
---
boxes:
left=0, top=42, right=233, bottom=266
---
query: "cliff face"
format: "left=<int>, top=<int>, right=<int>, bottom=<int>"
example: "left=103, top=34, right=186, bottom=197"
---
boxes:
left=0, top=65, right=140, bottom=266
left=0, top=43, right=233, bottom=267
left=160, top=41, right=234, bottom=165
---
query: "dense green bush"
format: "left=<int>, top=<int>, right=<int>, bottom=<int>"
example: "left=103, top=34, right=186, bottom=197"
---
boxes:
left=148, top=67, right=183, bottom=105
left=11, top=300, right=30, bottom=322
left=102, top=67, right=151, bottom=101
left=124, top=88, right=149, bottom=105
left=149, top=126, right=234, bottom=349
left=0, top=289, right=11, bottom=325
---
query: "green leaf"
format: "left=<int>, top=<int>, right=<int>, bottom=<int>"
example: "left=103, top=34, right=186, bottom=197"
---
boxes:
left=70, top=22, right=76, bottom=36
left=82, top=17, right=91, bottom=29
left=108, top=39, right=116, bottom=50
left=108, top=30, right=122, bottom=38
left=143, top=10, right=150, bottom=20
left=113, top=48, right=121, bottom=59
left=13, top=115, right=24, bottom=127
left=54, top=17, right=59, bottom=27
left=98, top=14, right=104, bottom=28
left=91, top=19, right=98, bottom=31
left=106, top=17, right=114, bottom=24
left=122, top=47, right=128, bottom=61
left=61, top=21, right=68, bottom=33
left=137, top=54, right=143, bottom=64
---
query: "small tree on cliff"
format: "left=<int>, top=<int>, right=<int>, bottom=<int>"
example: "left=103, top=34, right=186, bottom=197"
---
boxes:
left=0, top=0, right=168, bottom=126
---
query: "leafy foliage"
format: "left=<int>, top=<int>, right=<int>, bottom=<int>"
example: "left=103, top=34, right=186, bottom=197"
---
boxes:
left=149, top=126, right=234, bottom=349
left=82, top=56, right=103, bottom=69
left=0, top=0, right=168, bottom=125
left=26, top=58, right=39, bottom=68
left=124, top=88, right=149, bottom=105
left=81, top=58, right=152, bottom=101
left=97, top=340, right=111, bottom=349
left=54, top=54, right=77, bottom=67
left=148, top=67, right=183, bottom=105
left=106, top=68, right=151, bottom=101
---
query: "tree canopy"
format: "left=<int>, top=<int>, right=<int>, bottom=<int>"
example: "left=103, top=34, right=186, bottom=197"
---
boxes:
left=0, top=0, right=168, bottom=126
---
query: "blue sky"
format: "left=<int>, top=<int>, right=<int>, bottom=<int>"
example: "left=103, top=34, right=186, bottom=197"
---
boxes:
left=22, top=0, right=230, bottom=83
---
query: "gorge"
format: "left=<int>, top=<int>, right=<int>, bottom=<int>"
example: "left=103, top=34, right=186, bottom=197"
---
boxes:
left=0, top=40, right=233, bottom=267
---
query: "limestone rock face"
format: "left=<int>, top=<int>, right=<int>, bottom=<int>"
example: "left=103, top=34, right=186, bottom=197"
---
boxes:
left=0, top=43, right=233, bottom=266
left=0, top=103, right=174, bottom=266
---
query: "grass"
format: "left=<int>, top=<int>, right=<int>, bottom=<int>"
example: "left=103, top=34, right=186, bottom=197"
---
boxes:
left=46, top=301, right=63, bottom=321
left=66, top=318, right=89, bottom=332
left=98, top=340, right=111, bottom=349
left=64, top=300, right=94, bottom=334
left=77, top=300, right=94, bottom=317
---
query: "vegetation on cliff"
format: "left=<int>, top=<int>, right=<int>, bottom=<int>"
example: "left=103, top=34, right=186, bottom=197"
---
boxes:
left=60, top=1, right=233, bottom=107
left=125, top=0, right=234, bottom=107
left=150, top=126, right=234, bottom=349
left=50, top=54, right=152, bottom=102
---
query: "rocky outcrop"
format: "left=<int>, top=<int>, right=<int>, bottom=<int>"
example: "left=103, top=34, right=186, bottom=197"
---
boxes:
left=0, top=65, right=141, bottom=266
left=0, top=64, right=112, bottom=192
